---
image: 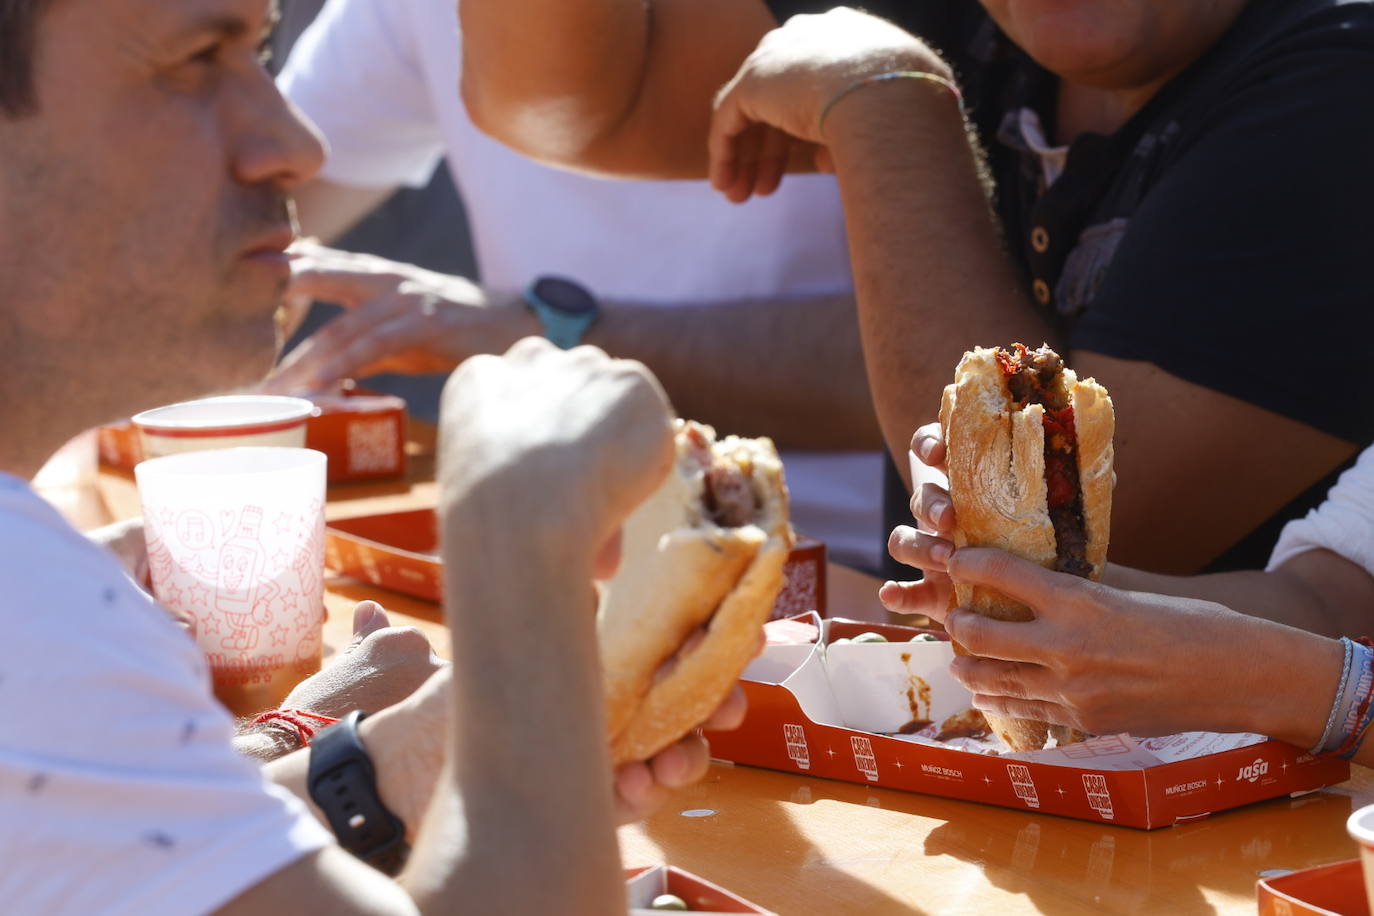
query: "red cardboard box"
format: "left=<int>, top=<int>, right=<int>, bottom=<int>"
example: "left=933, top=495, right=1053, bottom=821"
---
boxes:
left=97, top=385, right=407, bottom=483
left=625, top=865, right=776, bottom=915
left=705, top=614, right=1349, bottom=829
left=324, top=508, right=826, bottom=621
left=1257, top=859, right=1368, bottom=915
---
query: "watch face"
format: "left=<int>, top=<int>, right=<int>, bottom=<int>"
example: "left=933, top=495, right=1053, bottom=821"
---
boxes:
left=532, top=276, right=597, bottom=315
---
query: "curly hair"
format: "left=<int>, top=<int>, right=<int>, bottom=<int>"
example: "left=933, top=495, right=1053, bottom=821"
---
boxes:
left=0, top=0, right=54, bottom=116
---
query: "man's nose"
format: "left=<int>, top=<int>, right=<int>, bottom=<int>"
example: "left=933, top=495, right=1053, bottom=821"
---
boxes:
left=231, top=76, right=326, bottom=189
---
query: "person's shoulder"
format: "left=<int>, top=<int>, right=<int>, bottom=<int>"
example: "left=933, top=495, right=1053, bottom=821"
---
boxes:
left=1230, top=0, right=1374, bottom=67
left=0, top=476, right=201, bottom=680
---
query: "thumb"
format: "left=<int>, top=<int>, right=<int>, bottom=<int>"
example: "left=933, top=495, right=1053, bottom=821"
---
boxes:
left=946, top=547, right=1074, bottom=613
left=347, top=600, right=390, bottom=650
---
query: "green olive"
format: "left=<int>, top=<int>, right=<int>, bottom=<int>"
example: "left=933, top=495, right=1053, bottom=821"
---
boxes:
left=650, top=894, right=689, bottom=911
left=851, top=632, right=888, bottom=644
left=909, top=633, right=940, bottom=643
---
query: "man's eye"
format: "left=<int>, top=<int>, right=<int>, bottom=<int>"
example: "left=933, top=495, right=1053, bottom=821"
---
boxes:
left=188, top=42, right=221, bottom=66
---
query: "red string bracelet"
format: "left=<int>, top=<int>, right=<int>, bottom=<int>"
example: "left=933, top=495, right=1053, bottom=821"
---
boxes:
left=248, top=709, right=340, bottom=747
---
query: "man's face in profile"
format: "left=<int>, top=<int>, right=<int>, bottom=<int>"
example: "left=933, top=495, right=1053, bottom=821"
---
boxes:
left=0, top=0, right=323, bottom=418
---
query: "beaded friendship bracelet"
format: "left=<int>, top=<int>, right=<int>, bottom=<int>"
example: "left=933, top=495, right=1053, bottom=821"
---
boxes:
left=817, top=70, right=965, bottom=138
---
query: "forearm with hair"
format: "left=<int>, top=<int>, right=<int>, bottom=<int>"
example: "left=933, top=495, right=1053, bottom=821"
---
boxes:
left=407, top=506, right=622, bottom=913
left=1105, top=548, right=1374, bottom=639
left=588, top=293, right=879, bottom=448
left=826, top=82, right=1049, bottom=486
left=234, top=724, right=300, bottom=762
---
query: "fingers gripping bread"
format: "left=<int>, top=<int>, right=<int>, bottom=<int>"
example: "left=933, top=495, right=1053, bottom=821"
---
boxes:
left=941, top=346, right=1114, bottom=752
left=599, top=421, right=794, bottom=765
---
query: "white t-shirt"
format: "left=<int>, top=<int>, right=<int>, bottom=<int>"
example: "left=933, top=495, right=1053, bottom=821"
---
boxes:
left=1268, top=446, right=1374, bottom=576
left=0, top=475, right=331, bottom=916
left=279, top=0, right=884, bottom=571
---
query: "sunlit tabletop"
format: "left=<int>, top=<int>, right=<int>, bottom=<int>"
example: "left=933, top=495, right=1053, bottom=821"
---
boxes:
left=83, top=425, right=1367, bottom=915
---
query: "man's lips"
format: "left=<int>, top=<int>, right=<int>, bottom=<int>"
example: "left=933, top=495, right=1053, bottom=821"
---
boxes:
left=240, top=227, right=297, bottom=262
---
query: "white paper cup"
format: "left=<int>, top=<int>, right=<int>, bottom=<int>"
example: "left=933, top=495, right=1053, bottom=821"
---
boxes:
left=1347, top=803, right=1374, bottom=914
left=132, top=395, right=314, bottom=460
left=136, top=448, right=327, bottom=717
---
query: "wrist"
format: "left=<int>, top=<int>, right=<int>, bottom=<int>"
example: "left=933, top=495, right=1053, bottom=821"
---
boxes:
left=234, top=721, right=302, bottom=762
left=1241, top=623, right=1344, bottom=748
left=493, top=291, right=542, bottom=346
left=824, top=72, right=967, bottom=161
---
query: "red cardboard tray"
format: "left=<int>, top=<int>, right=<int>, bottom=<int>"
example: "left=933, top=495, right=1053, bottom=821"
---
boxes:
left=324, top=508, right=827, bottom=620
left=1258, top=859, right=1368, bottom=916
left=98, top=383, right=407, bottom=483
left=705, top=614, right=1350, bottom=830
left=625, top=865, right=776, bottom=914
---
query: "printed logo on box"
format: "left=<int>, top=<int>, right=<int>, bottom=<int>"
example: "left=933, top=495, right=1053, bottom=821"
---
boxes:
left=346, top=417, right=400, bottom=474
left=919, top=764, right=964, bottom=781
left=1006, top=763, right=1040, bottom=809
left=783, top=724, right=811, bottom=770
left=1082, top=774, right=1115, bottom=820
left=1164, top=780, right=1208, bottom=797
left=1237, top=758, right=1270, bottom=784
left=851, top=736, right=880, bottom=781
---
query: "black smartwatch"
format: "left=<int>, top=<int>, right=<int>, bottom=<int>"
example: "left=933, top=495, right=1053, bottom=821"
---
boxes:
left=524, top=275, right=600, bottom=349
left=307, top=710, right=410, bottom=875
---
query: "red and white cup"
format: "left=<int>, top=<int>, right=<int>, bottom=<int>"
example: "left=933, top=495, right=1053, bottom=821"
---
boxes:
left=135, top=447, right=327, bottom=717
left=132, top=395, right=314, bottom=460
left=1347, top=803, right=1374, bottom=913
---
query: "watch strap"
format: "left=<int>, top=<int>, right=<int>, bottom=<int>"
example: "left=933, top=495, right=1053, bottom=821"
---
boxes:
left=523, top=277, right=599, bottom=349
left=307, top=710, right=410, bottom=875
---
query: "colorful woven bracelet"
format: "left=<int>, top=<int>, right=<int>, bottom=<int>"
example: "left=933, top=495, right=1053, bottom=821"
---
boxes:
left=1311, top=636, right=1355, bottom=754
left=1330, top=639, right=1374, bottom=759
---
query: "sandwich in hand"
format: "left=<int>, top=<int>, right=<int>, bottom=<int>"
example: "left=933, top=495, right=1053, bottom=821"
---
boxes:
left=940, top=343, right=1114, bottom=751
left=599, top=420, right=794, bottom=765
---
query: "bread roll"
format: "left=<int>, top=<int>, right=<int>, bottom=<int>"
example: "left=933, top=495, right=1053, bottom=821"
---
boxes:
left=599, top=420, right=793, bottom=765
left=941, top=345, right=1114, bottom=751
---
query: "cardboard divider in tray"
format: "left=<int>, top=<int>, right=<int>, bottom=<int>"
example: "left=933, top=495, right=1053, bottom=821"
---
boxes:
left=625, top=865, right=777, bottom=915
left=706, top=613, right=1350, bottom=829
left=324, top=507, right=827, bottom=620
left=1257, top=859, right=1368, bottom=916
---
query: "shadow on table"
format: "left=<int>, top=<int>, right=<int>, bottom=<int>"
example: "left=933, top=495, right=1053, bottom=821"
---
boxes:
left=643, top=765, right=1357, bottom=915
left=324, top=578, right=445, bottom=625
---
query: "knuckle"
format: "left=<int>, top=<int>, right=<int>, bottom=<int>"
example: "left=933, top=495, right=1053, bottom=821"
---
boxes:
left=370, top=625, right=431, bottom=655
left=947, top=611, right=981, bottom=653
left=995, top=663, right=1026, bottom=699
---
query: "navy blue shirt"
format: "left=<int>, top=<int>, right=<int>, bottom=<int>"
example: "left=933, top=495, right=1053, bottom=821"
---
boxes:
left=769, top=0, right=1374, bottom=571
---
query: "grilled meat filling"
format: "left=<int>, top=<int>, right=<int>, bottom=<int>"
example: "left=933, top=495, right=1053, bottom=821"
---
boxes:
left=995, top=343, right=1093, bottom=578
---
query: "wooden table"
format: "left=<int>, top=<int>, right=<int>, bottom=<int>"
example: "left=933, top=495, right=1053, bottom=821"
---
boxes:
left=84, top=440, right=1370, bottom=915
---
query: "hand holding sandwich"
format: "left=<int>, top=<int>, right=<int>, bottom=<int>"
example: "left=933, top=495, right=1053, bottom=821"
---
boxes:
left=886, top=420, right=1346, bottom=753
left=426, top=339, right=751, bottom=906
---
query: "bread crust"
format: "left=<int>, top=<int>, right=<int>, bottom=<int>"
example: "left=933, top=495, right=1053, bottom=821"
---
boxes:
left=599, top=423, right=794, bottom=765
left=941, top=347, right=1113, bottom=752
